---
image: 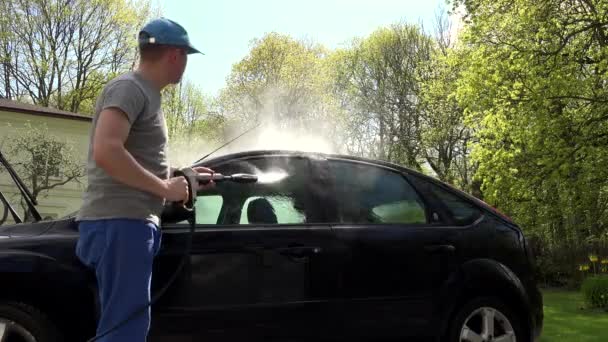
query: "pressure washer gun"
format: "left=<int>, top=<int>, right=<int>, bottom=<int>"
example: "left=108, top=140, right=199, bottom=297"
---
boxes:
left=162, top=167, right=257, bottom=223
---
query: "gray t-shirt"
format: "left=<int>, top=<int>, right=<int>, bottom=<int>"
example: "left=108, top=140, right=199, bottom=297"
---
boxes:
left=76, top=71, right=169, bottom=226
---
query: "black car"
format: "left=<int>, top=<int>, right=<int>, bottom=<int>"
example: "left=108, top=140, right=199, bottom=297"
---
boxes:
left=0, top=149, right=543, bottom=342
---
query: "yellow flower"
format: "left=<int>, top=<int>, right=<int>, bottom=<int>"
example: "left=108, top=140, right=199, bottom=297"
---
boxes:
left=601, top=259, right=608, bottom=265
left=589, top=254, right=599, bottom=262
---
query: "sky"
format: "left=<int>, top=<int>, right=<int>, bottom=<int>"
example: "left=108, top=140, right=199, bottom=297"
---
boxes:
left=156, top=0, right=451, bottom=97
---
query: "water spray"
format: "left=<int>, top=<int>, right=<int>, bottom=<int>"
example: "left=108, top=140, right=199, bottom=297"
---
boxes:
left=254, top=170, right=288, bottom=184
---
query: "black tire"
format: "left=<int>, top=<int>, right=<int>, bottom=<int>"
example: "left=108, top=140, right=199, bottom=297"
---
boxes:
left=446, top=296, right=527, bottom=342
left=0, top=301, right=62, bottom=342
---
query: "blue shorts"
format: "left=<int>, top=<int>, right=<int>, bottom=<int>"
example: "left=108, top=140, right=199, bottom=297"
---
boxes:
left=75, top=218, right=162, bottom=342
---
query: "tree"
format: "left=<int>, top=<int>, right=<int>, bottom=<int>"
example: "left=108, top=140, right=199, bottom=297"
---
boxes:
left=0, top=122, right=85, bottom=221
left=330, top=22, right=434, bottom=170
left=216, top=32, right=343, bottom=151
left=451, top=0, right=608, bottom=250
left=161, top=79, right=226, bottom=167
left=0, top=0, right=153, bottom=114
left=0, top=0, right=17, bottom=100
left=417, top=9, right=479, bottom=195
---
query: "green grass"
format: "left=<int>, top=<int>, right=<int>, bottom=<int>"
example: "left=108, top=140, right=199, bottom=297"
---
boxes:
left=539, top=289, right=608, bottom=341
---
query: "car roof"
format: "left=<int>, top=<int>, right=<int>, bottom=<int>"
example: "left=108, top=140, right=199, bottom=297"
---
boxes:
left=197, top=149, right=453, bottom=190
left=197, top=149, right=412, bottom=173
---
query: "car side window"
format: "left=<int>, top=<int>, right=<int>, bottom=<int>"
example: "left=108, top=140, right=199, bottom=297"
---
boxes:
left=425, top=182, right=483, bottom=225
left=328, top=160, right=428, bottom=224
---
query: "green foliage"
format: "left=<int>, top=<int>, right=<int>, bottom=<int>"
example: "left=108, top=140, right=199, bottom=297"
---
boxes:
left=216, top=32, right=345, bottom=152
left=214, top=16, right=478, bottom=196
left=418, top=41, right=478, bottom=193
left=581, top=275, right=608, bottom=310
left=218, top=33, right=332, bottom=125
left=453, top=0, right=608, bottom=251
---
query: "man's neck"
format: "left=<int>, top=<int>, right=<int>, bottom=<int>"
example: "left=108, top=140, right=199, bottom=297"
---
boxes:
left=135, top=64, right=168, bottom=92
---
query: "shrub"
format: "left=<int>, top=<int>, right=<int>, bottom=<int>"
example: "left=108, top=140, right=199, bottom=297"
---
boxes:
left=581, top=275, right=608, bottom=310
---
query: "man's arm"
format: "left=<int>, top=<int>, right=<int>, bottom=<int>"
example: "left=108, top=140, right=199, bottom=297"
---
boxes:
left=93, top=108, right=173, bottom=199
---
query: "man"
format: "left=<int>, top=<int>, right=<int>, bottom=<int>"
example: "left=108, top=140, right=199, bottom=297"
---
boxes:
left=75, top=18, right=211, bottom=341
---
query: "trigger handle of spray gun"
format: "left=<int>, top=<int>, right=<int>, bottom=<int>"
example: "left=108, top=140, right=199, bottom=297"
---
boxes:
left=196, top=173, right=223, bottom=184
left=173, top=167, right=198, bottom=211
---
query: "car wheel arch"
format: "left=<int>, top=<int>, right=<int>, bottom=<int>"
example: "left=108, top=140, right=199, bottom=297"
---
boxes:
left=0, top=253, right=97, bottom=341
left=434, top=258, right=534, bottom=342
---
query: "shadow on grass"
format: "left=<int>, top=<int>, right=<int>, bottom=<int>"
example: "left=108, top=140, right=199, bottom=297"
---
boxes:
left=540, top=289, right=608, bottom=342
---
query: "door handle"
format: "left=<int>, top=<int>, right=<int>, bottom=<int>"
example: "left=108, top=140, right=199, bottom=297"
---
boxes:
left=278, top=246, right=322, bottom=258
left=424, top=244, right=456, bottom=253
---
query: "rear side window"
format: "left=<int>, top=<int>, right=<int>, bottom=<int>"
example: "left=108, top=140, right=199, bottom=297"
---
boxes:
left=426, top=182, right=482, bottom=225
left=328, top=160, right=427, bottom=224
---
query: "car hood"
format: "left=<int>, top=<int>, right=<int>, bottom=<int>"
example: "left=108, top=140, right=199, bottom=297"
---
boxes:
left=0, top=220, right=59, bottom=238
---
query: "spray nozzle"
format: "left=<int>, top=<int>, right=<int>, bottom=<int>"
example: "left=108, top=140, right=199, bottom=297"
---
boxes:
left=195, top=173, right=258, bottom=184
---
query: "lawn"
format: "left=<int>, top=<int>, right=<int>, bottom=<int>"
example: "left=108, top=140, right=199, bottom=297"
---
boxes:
left=539, top=289, right=608, bottom=341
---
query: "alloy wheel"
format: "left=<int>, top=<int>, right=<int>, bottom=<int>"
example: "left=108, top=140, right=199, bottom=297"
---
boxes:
left=0, top=318, right=37, bottom=342
left=459, top=306, right=516, bottom=342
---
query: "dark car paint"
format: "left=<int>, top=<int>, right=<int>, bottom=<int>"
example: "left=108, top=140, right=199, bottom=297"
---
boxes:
left=0, top=218, right=99, bottom=340
left=0, top=150, right=543, bottom=342
left=148, top=223, right=344, bottom=340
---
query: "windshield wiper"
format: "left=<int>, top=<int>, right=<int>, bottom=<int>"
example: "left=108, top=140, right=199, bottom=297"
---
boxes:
left=0, top=188, right=22, bottom=224
left=0, top=149, right=42, bottom=223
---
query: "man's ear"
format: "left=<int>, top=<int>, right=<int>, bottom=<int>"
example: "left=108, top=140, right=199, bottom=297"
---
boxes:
left=168, top=48, right=180, bottom=63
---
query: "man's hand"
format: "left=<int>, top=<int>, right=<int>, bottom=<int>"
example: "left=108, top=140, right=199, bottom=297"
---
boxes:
left=193, top=166, right=216, bottom=191
left=193, top=166, right=214, bottom=174
left=163, top=176, right=190, bottom=202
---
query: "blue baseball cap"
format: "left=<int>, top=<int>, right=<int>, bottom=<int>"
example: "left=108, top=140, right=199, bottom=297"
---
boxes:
left=138, top=18, right=203, bottom=55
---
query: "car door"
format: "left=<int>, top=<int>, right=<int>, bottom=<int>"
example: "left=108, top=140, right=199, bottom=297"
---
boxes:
left=150, top=154, right=343, bottom=341
left=325, top=158, right=468, bottom=340
left=149, top=192, right=264, bottom=341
